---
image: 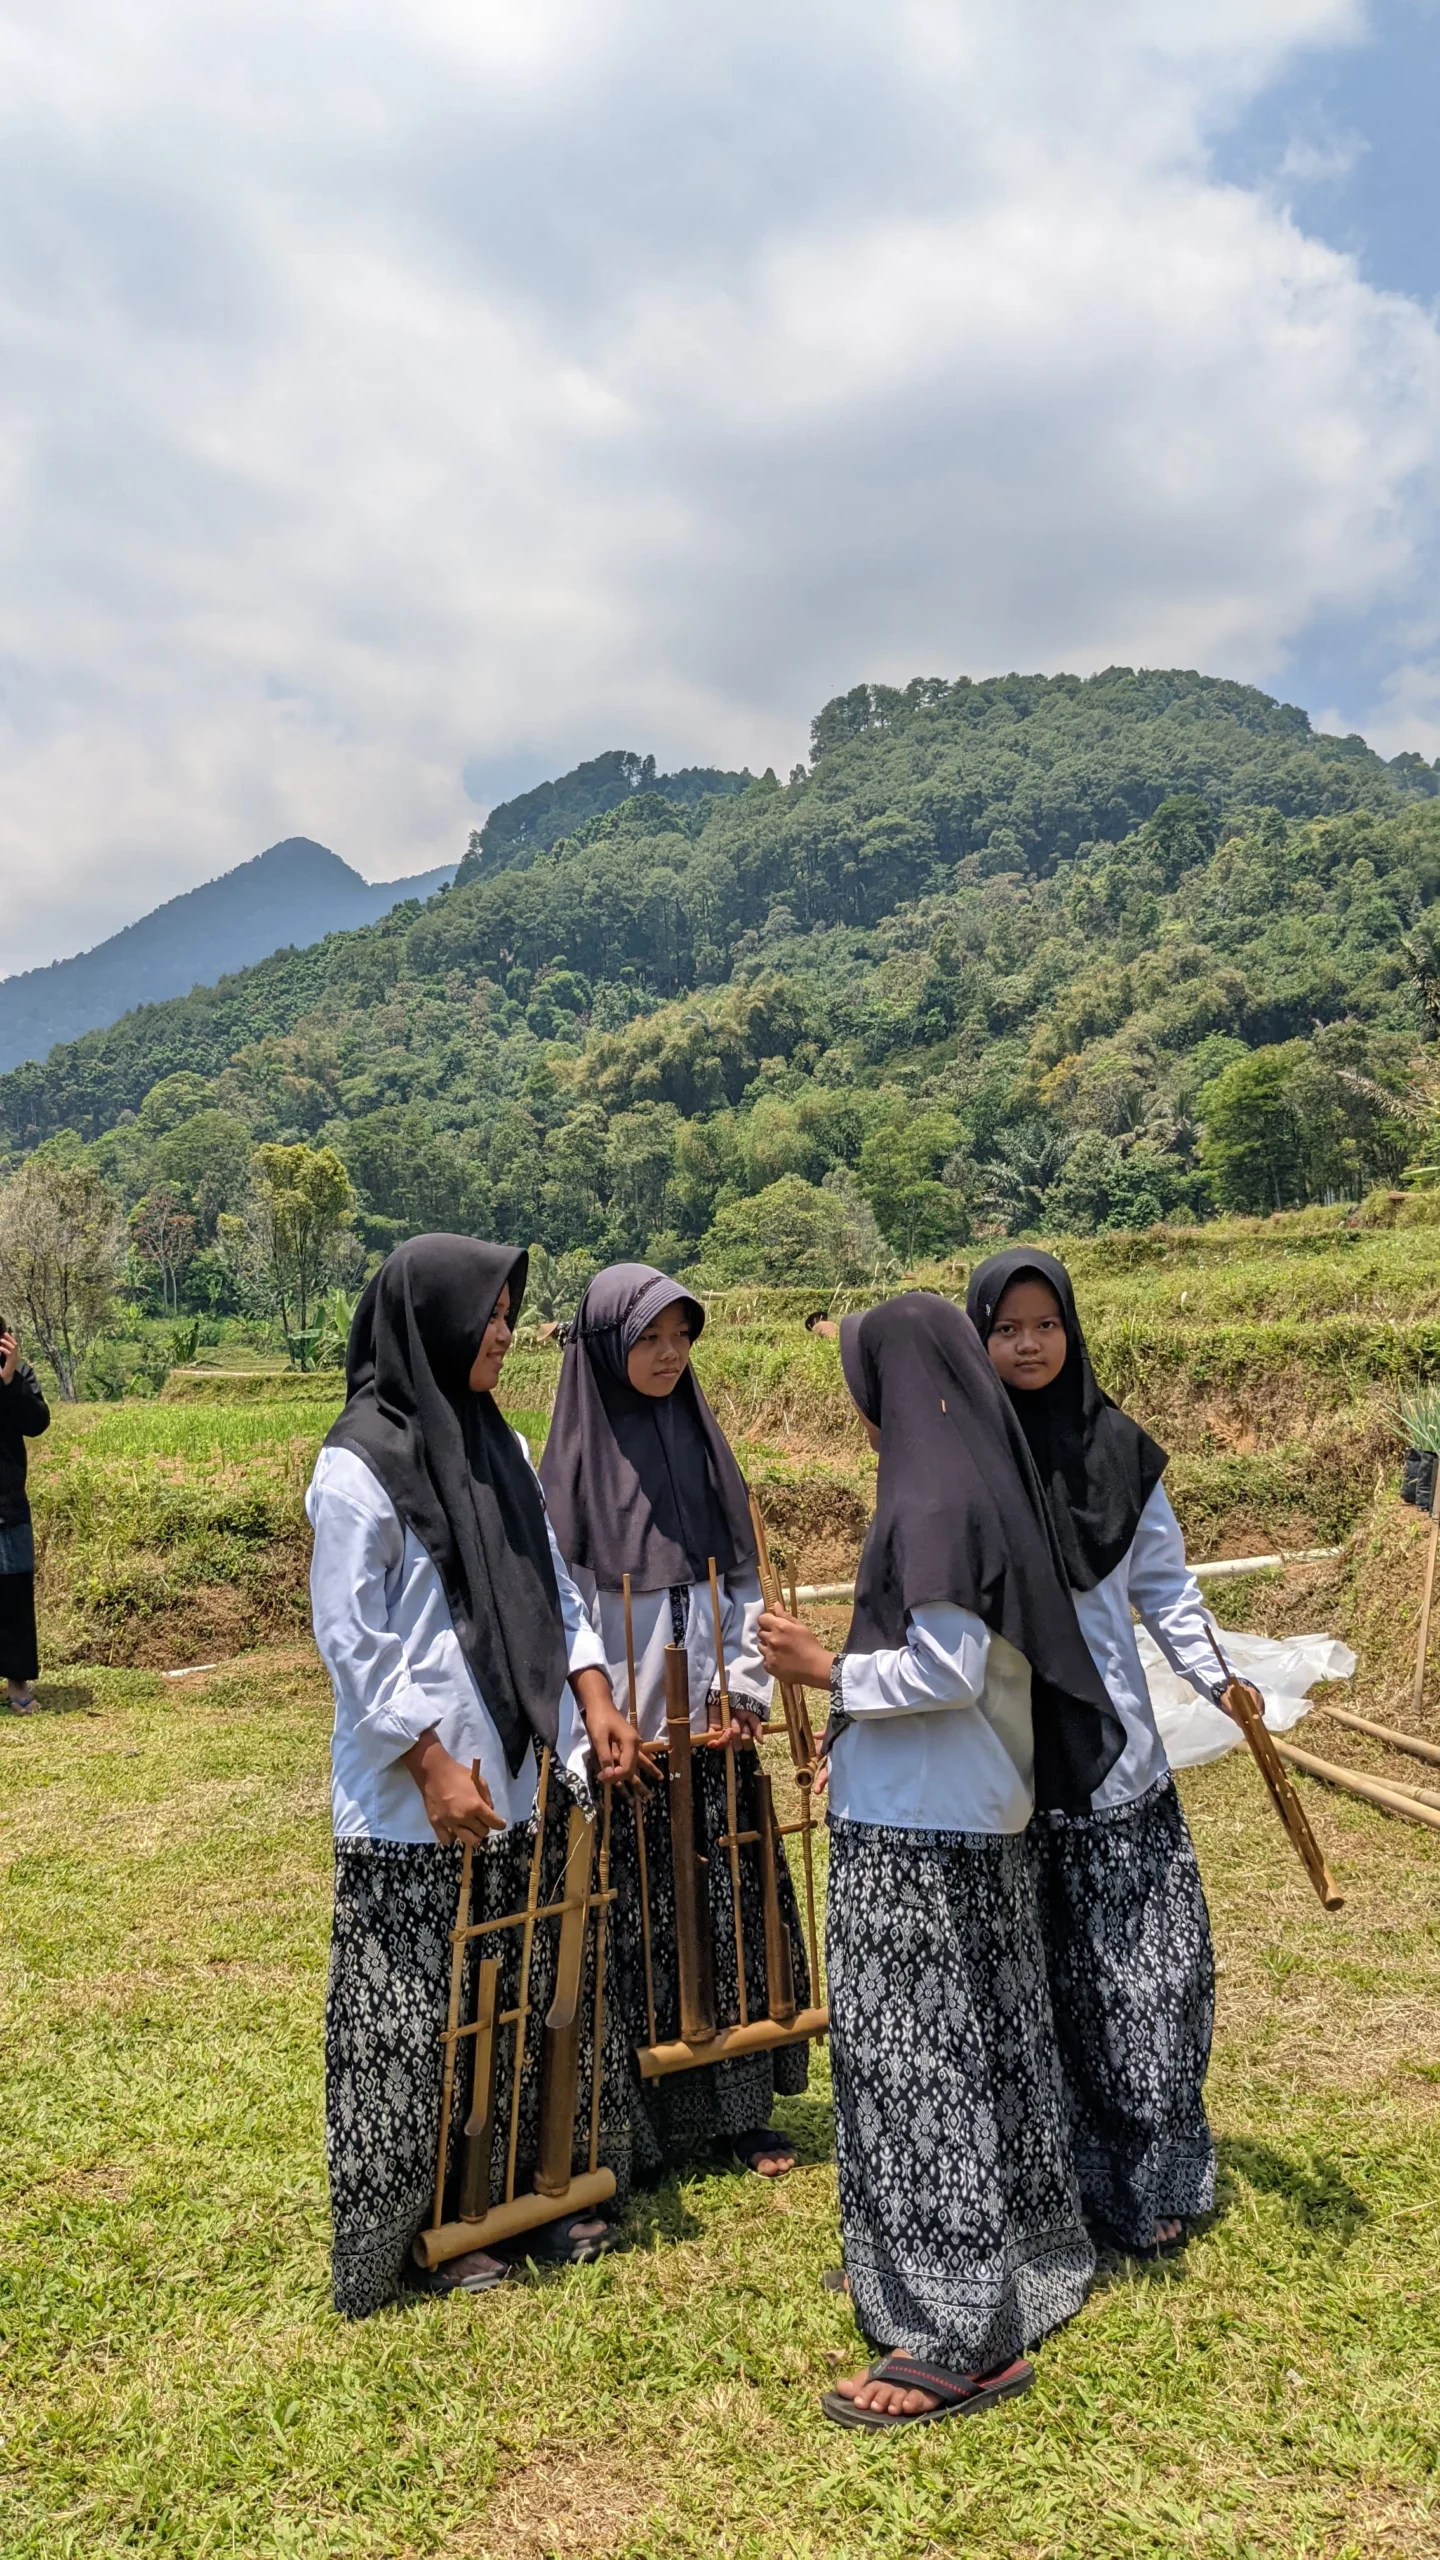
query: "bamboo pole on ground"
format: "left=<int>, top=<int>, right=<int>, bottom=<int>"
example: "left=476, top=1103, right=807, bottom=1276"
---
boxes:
left=1275, top=1739, right=1440, bottom=1834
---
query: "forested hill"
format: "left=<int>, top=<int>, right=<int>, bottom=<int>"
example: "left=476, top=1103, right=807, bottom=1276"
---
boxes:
left=6, top=665, right=1440, bottom=1285
left=0, top=837, right=455, bottom=1072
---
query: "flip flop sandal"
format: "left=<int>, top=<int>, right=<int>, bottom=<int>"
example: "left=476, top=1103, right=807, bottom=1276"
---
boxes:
left=521, top=2211, right=619, bottom=2266
left=6, top=1691, right=40, bottom=1714
left=821, top=2353, right=1034, bottom=2431
left=821, top=2268, right=850, bottom=2295
left=1092, top=2217, right=1189, bottom=2263
left=732, top=2127, right=798, bottom=2176
left=409, top=2250, right=511, bottom=2296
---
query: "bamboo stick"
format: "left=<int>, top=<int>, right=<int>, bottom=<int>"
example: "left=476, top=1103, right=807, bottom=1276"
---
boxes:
left=1414, top=1474, right=1440, bottom=1722
left=754, top=1768, right=796, bottom=2025
left=414, top=2169, right=618, bottom=2271
left=536, top=1807, right=596, bottom=2197
left=1205, top=1631, right=1343, bottom=1912
left=746, top=1491, right=816, bottom=1771
left=587, top=1783, right=612, bottom=2177
left=636, top=2006, right=829, bottom=2081
left=665, top=1642, right=716, bottom=2043
left=504, top=1747, right=552, bottom=2206
left=1316, top=1702, right=1440, bottom=1771
left=1275, top=1740, right=1440, bottom=1833
left=457, top=1957, right=502, bottom=2220
left=621, top=1571, right=657, bottom=2048
left=710, top=1555, right=748, bottom=2029
left=431, top=1758, right=481, bottom=2230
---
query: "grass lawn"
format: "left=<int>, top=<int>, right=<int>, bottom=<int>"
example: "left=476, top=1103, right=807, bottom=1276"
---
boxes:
left=4, top=1654, right=1440, bottom=2559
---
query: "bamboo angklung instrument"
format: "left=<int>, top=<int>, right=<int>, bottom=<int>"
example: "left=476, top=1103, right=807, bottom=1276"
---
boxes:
left=709, top=1554, right=749, bottom=2029
left=536, top=1804, right=598, bottom=2195
left=665, top=1640, right=717, bottom=2043
left=415, top=1746, right=618, bottom=2271
left=746, top=1491, right=822, bottom=1995
left=1204, top=1627, right=1344, bottom=1912
left=621, top=1571, right=657, bottom=2049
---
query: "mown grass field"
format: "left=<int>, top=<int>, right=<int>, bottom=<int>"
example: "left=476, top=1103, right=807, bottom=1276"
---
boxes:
left=3, top=1647, right=1440, bottom=2559
left=7, top=1197, right=1440, bottom=2552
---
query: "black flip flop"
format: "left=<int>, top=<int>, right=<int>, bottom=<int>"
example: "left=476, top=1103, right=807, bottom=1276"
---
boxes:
left=732, top=2127, right=798, bottom=2176
left=1092, top=2216, right=1189, bottom=2263
left=520, top=2211, right=619, bottom=2266
left=822, top=2353, right=1034, bottom=2431
left=821, top=2267, right=850, bottom=2295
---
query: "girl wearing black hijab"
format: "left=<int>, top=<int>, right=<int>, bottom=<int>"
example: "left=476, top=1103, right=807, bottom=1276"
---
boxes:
left=540, top=1263, right=810, bottom=2178
left=760, top=1292, right=1124, bottom=2430
left=968, top=1248, right=1220, bottom=2260
left=306, top=1235, right=639, bottom=2318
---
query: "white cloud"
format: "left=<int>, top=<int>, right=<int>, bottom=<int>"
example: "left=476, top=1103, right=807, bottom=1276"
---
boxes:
left=0, top=0, right=1434, bottom=972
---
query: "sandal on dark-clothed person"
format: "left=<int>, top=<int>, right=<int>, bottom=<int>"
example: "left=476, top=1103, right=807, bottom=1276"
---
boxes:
left=732, top=2126, right=797, bottom=2178
left=408, top=2248, right=511, bottom=2297
left=821, top=2353, right=1034, bottom=2431
left=1091, top=2215, right=1190, bottom=2262
left=520, top=2211, right=619, bottom=2266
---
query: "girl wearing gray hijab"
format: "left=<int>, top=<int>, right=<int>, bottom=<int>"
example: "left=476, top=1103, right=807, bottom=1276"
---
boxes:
left=541, top=1263, right=811, bottom=2178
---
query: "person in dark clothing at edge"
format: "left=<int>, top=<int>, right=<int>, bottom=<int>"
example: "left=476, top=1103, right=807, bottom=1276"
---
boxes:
left=0, top=1323, right=49, bottom=1711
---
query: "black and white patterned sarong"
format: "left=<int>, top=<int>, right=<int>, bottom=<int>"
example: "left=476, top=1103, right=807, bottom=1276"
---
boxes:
left=827, top=1817, right=1095, bottom=2372
left=1030, top=1773, right=1216, bottom=2250
left=325, top=1776, right=635, bottom=2321
left=608, top=1744, right=813, bottom=2165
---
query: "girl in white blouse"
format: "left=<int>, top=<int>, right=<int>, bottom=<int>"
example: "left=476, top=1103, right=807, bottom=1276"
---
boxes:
left=968, top=1248, right=1219, bottom=2263
left=760, top=1291, right=1123, bottom=2432
left=308, top=1235, right=638, bottom=2317
left=541, top=1262, right=810, bottom=2180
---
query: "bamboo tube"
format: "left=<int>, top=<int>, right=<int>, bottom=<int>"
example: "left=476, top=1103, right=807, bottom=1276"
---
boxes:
left=536, top=1807, right=596, bottom=2196
left=621, top=1571, right=657, bottom=2051
left=754, top=1768, right=796, bottom=2025
left=1275, top=1740, right=1440, bottom=1833
left=457, top=1957, right=502, bottom=2221
left=414, top=2169, right=618, bottom=2271
left=1205, top=1631, right=1343, bottom=1911
left=746, top=1491, right=817, bottom=1770
left=504, top=1747, right=552, bottom=2205
left=1316, top=1702, right=1440, bottom=1771
left=431, top=1758, right=482, bottom=2230
left=709, top=1556, right=748, bottom=2029
left=587, top=1784, right=612, bottom=2177
left=665, top=1642, right=716, bottom=2042
left=637, top=2006, right=829, bottom=2081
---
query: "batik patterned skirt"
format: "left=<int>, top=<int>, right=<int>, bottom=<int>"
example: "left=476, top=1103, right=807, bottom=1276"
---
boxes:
left=826, top=1817, right=1095, bottom=2374
left=0, top=1517, right=38, bottom=1683
left=607, top=1744, right=812, bottom=2165
left=1029, top=1772, right=1216, bottom=2249
left=325, top=1775, right=636, bottom=2321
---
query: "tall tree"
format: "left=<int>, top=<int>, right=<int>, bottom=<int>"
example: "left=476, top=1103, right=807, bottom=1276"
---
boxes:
left=0, top=1160, right=124, bottom=1398
left=233, top=1144, right=357, bottom=1369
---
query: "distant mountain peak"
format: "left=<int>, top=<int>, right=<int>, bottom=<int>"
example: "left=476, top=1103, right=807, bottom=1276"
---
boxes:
left=0, top=838, right=455, bottom=1071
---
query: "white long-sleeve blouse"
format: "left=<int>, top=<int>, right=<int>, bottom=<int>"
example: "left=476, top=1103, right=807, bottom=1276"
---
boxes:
left=1070, top=1480, right=1220, bottom=1811
left=573, top=1565, right=772, bottom=1744
left=306, top=1441, right=606, bottom=1842
left=827, top=1606, right=1034, bottom=1834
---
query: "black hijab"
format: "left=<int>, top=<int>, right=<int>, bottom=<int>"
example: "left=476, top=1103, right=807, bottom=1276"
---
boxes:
left=539, top=1263, right=756, bottom=1593
left=839, top=1292, right=1123, bottom=1812
left=966, top=1248, right=1168, bottom=1592
left=326, top=1234, right=567, bottom=1776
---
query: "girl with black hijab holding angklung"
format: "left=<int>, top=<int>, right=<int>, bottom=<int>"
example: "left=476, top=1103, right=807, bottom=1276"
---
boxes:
left=540, top=1263, right=811, bottom=2180
left=306, top=1235, right=641, bottom=2320
left=968, top=1248, right=1221, bottom=2262
left=760, top=1292, right=1124, bottom=2431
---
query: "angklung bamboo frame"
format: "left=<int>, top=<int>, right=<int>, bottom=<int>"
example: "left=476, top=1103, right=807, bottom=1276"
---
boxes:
left=415, top=1746, right=619, bottom=2272
left=627, top=1506, right=829, bottom=2082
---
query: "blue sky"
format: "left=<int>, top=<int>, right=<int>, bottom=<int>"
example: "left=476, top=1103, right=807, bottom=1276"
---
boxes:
left=3, top=1, right=1440, bottom=971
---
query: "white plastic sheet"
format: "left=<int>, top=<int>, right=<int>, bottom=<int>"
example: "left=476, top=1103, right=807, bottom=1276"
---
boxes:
left=1137, top=1624, right=1357, bottom=1771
